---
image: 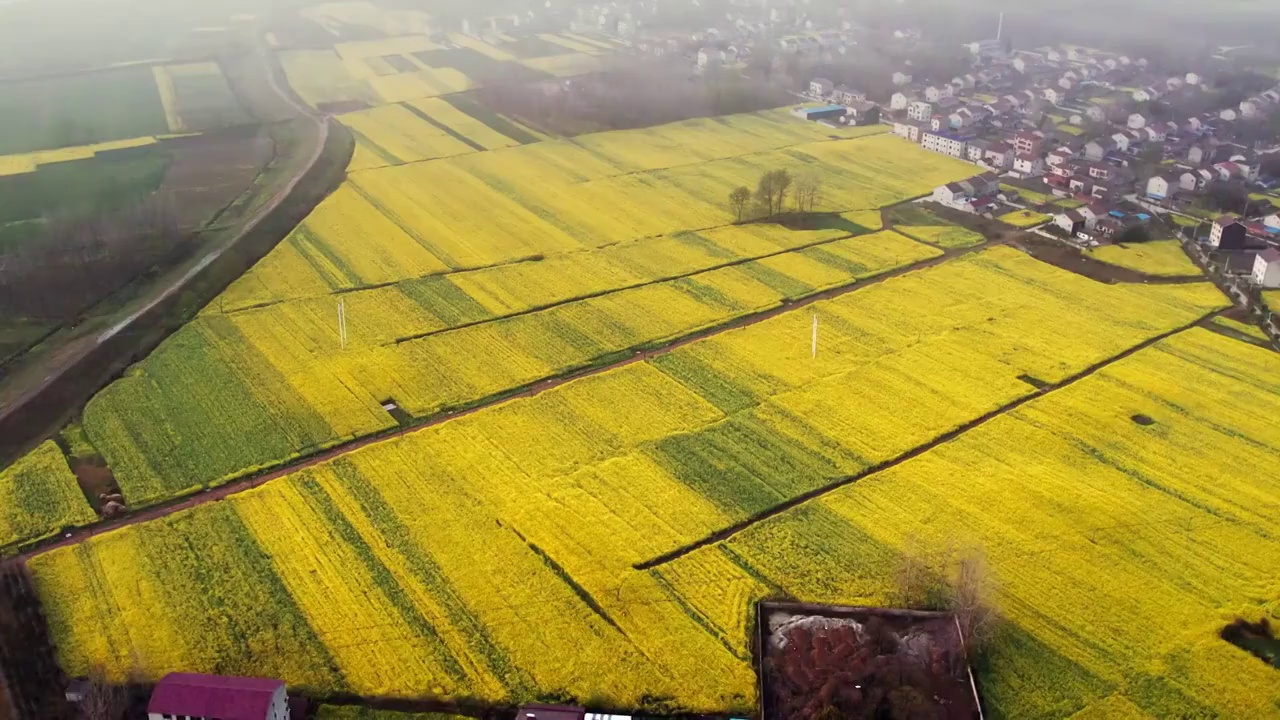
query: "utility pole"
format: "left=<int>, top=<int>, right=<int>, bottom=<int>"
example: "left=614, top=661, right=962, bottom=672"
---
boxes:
left=996, top=12, right=1004, bottom=41
left=811, top=311, right=818, bottom=359
left=337, top=298, right=347, bottom=349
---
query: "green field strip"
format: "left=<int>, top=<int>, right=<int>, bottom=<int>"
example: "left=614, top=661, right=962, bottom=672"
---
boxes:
left=442, top=95, right=542, bottom=145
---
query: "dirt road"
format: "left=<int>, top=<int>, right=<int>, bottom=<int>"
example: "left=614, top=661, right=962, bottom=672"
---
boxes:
left=0, top=40, right=329, bottom=433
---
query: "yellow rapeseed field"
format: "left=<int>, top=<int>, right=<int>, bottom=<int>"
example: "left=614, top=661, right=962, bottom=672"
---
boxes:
left=79, top=105, right=1221, bottom=503
left=1089, top=239, right=1202, bottom=277
left=32, top=324, right=1277, bottom=716
left=0, top=441, right=96, bottom=551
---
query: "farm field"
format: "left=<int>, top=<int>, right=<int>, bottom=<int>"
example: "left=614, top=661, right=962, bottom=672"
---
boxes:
left=30, top=315, right=1276, bottom=717
left=339, top=98, right=539, bottom=170
left=895, top=224, right=984, bottom=248
left=1210, top=316, right=1270, bottom=342
left=0, top=66, right=170, bottom=155
left=0, top=145, right=170, bottom=229
left=73, top=110, right=980, bottom=505
left=997, top=209, right=1052, bottom=227
left=278, top=29, right=609, bottom=111
left=0, top=441, right=95, bottom=552
left=1089, top=240, right=1201, bottom=277
left=152, top=62, right=251, bottom=132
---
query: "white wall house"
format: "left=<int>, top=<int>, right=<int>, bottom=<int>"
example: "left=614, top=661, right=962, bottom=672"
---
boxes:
left=1252, top=249, right=1280, bottom=288
left=920, top=132, right=967, bottom=158
left=809, top=77, right=834, bottom=97
left=1146, top=176, right=1172, bottom=199
left=907, top=100, right=934, bottom=121
left=890, top=92, right=909, bottom=110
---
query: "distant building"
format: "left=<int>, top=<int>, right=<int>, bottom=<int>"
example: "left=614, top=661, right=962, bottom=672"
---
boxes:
left=1209, top=216, right=1247, bottom=249
left=890, top=92, right=910, bottom=110
left=791, top=104, right=847, bottom=123
left=892, top=71, right=913, bottom=86
left=892, top=120, right=923, bottom=143
left=809, top=77, right=834, bottom=97
left=147, top=674, right=288, bottom=720
left=1013, top=153, right=1045, bottom=177
left=1253, top=248, right=1280, bottom=287
left=1146, top=175, right=1174, bottom=199
left=921, top=131, right=969, bottom=158
left=907, top=100, right=934, bottom=122
left=832, top=85, right=865, bottom=105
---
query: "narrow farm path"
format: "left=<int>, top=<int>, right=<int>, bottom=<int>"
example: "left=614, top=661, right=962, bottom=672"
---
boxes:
left=7, top=237, right=1002, bottom=564
left=631, top=309, right=1224, bottom=571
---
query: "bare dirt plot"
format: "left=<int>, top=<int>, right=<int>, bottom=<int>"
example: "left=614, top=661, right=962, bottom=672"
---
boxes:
left=159, top=126, right=274, bottom=231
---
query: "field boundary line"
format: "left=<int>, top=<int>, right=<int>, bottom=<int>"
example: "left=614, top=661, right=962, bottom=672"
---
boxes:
left=631, top=311, right=1225, bottom=571
left=3, top=240, right=996, bottom=565
left=389, top=218, right=894, bottom=345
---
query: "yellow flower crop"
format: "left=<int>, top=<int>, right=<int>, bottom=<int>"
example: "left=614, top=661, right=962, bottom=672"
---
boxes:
left=339, top=105, right=476, bottom=165
left=0, top=441, right=96, bottom=551
left=34, top=326, right=1278, bottom=716
left=1089, top=240, right=1202, bottom=277
left=895, top=224, right=984, bottom=248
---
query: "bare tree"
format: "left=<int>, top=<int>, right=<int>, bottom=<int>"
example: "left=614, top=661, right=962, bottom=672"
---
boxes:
left=79, top=670, right=129, bottom=720
left=793, top=172, right=821, bottom=213
left=951, top=548, right=999, bottom=657
left=893, top=537, right=999, bottom=659
left=754, top=169, right=793, bottom=217
left=729, top=186, right=751, bottom=222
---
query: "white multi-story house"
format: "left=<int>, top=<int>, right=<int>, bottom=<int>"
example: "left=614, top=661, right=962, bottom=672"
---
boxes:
left=809, top=77, right=834, bottom=97
left=921, top=131, right=968, bottom=158
left=907, top=100, right=934, bottom=122
left=924, top=85, right=951, bottom=102
left=892, top=71, right=913, bottom=86
left=1012, top=153, right=1045, bottom=177
left=892, top=121, right=922, bottom=143
left=1252, top=249, right=1280, bottom=288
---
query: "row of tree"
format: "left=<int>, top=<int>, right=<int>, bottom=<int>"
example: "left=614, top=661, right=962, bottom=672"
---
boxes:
left=728, top=169, right=824, bottom=222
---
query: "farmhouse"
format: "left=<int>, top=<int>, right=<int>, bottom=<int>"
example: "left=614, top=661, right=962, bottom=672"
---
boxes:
left=890, top=92, right=909, bottom=110
left=1012, top=153, right=1045, bottom=178
left=147, top=674, right=288, bottom=720
left=1253, top=249, right=1280, bottom=288
left=791, top=105, right=847, bottom=123
left=831, top=85, right=865, bottom=105
left=920, top=131, right=968, bottom=159
left=892, top=120, right=923, bottom=143
left=1209, top=216, right=1247, bottom=249
left=1146, top=175, right=1175, bottom=199
left=519, top=705, right=588, bottom=720
left=808, top=78, right=834, bottom=97
left=907, top=100, right=934, bottom=122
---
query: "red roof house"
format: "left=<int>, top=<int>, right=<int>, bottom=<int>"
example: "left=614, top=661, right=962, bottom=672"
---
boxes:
left=147, top=673, right=288, bottom=720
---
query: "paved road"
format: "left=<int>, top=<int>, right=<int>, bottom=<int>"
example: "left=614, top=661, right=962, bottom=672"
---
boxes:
left=7, top=237, right=1002, bottom=563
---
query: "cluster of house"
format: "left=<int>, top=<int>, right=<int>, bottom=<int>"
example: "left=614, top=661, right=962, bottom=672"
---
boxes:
left=929, top=172, right=1005, bottom=215
left=795, top=80, right=883, bottom=126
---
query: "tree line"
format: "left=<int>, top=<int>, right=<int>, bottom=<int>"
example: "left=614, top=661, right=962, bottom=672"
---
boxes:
left=728, top=168, right=823, bottom=223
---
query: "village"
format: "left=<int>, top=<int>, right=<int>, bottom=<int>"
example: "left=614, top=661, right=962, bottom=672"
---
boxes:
left=561, top=0, right=1280, bottom=296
